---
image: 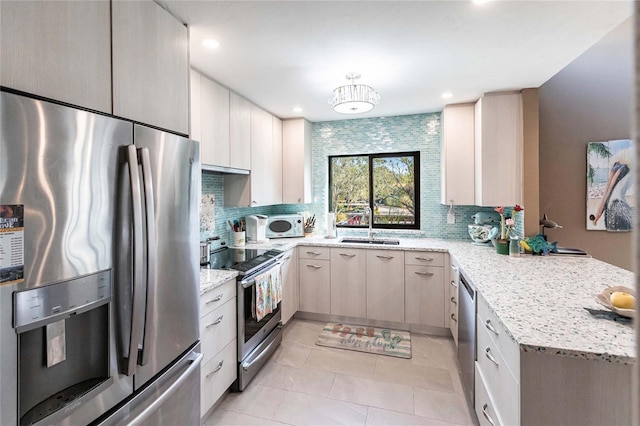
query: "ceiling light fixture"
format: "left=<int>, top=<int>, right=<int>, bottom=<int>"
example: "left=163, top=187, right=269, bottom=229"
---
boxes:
left=442, top=92, right=454, bottom=99
left=328, top=73, right=380, bottom=114
left=202, top=38, right=220, bottom=49
left=292, top=106, right=303, bottom=113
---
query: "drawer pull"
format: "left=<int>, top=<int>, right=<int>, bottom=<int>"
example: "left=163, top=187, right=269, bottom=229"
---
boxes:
left=284, top=256, right=292, bottom=261
left=450, top=265, right=459, bottom=271
left=205, top=360, right=224, bottom=378
left=415, top=256, right=434, bottom=261
left=485, top=319, right=499, bottom=335
left=205, top=294, right=224, bottom=304
left=450, top=313, right=457, bottom=322
left=307, top=251, right=322, bottom=255
left=205, top=315, right=224, bottom=328
left=340, top=253, right=356, bottom=258
left=485, top=347, right=499, bottom=366
left=450, top=296, right=457, bottom=305
left=306, top=264, right=322, bottom=269
left=450, top=280, right=458, bottom=288
left=415, top=271, right=434, bottom=276
left=376, top=255, right=394, bottom=260
left=482, top=403, right=496, bottom=426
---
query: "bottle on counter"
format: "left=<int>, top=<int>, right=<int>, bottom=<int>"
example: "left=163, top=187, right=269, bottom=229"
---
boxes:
left=509, top=236, right=521, bottom=257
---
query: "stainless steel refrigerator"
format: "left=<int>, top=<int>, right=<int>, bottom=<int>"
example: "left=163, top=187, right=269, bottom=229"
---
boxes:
left=0, top=90, right=201, bottom=425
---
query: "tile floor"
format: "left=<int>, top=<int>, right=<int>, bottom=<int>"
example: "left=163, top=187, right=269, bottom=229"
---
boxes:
left=204, top=319, right=477, bottom=426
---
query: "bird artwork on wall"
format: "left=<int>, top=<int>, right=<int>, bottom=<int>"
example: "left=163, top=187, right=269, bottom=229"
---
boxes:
left=587, top=139, right=634, bottom=231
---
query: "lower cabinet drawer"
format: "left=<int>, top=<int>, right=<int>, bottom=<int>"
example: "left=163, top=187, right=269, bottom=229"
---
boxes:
left=200, top=298, right=236, bottom=365
left=477, top=296, right=520, bottom=378
left=449, top=278, right=458, bottom=345
left=201, top=339, right=237, bottom=418
left=476, top=321, right=519, bottom=425
left=475, top=367, right=501, bottom=426
left=200, top=279, right=236, bottom=318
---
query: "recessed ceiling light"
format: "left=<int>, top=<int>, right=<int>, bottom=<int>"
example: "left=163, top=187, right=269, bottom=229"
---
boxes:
left=442, top=92, right=454, bottom=99
left=202, top=38, right=220, bottom=49
left=292, top=106, right=303, bottom=113
left=472, top=0, right=491, bottom=4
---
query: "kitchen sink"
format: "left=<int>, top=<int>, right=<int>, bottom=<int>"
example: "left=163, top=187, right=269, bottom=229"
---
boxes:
left=339, top=237, right=400, bottom=245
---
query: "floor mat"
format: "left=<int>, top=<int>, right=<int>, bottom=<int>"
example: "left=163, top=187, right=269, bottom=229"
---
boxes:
left=315, top=322, right=411, bottom=359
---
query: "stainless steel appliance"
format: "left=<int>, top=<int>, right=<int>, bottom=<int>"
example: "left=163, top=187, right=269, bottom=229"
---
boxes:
left=0, top=90, right=201, bottom=426
left=266, top=214, right=304, bottom=239
left=458, top=271, right=477, bottom=410
left=207, top=246, right=284, bottom=391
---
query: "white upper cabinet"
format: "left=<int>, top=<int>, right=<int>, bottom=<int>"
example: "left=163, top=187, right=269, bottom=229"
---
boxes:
left=225, top=105, right=282, bottom=207
left=1, top=1, right=111, bottom=113
left=474, top=93, right=523, bottom=206
left=272, top=116, right=284, bottom=204
left=200, top=75, right=230, bottom=167
left=112, top=0, right=189, bottom=135
left=189, top=69, right=202, bottom=143
left=283, top=119, right=313, bottom=204
left=229, top=92, right=251, bottom=170
left=441, top=104, right=475, bottom=205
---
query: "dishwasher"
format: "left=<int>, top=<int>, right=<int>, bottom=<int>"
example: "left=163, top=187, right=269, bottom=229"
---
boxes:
left=457, top=272, right=476, bottom=410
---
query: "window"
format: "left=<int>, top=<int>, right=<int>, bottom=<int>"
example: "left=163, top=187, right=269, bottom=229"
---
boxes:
left=329, top=152, right=419, bottom=229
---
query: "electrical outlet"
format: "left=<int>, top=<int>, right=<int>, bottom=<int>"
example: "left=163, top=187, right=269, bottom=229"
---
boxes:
left=447, top=211, right=455, bottom=224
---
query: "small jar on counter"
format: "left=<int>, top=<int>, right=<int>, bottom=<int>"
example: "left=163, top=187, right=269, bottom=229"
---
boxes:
left=509, top=236, right=521, bottom=257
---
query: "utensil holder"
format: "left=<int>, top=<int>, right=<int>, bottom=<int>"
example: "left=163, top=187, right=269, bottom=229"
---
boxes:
left=233, top=231, right=246, bottom=247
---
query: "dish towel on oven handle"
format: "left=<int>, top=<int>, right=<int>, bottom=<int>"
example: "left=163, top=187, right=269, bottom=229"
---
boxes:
left=255, top=263, right=282, bottom=322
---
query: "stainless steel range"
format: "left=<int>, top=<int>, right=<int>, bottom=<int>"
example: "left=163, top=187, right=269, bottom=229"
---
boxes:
left=208, top=246, right=285, bottom=391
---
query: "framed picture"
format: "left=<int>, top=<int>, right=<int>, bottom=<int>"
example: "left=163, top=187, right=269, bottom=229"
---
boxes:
left=586, top=139, right=634, bottom=231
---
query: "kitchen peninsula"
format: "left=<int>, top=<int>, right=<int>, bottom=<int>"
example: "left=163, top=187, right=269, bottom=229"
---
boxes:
left=201, top=237, right=634, bottom=425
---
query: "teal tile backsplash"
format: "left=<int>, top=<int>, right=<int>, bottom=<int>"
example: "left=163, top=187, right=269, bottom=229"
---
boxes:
left=200, top=112, right=521, bottom=244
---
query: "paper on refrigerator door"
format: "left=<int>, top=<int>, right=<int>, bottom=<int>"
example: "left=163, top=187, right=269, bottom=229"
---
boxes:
left=0, top=204, right=24, bottom=285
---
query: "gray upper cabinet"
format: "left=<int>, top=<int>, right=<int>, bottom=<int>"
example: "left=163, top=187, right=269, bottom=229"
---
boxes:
left=112, top=0, right=189, bottom=135
left=0, top=1, right=111, bottom=113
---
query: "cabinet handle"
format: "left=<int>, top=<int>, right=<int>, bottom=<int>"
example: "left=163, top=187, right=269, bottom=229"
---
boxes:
left=340, top=253, right=356, bottom=258
left=485, top=347, right=499, bottom=366
left=376, top=255, right=394, bottom=260
left=415, top=256, right=434, bottom=261
left=450, top=296, right=457, bottom=305
left=450, top=265, right=458, bottom=271
left=205, top=315, right=224, bottom=328
left=252, top=201, right=257, bottom=205
left=205, top=294, right=224, bottom=304
left=414, top=271, right=434, bottom=276
left=481, top=403, right=496, bottom=426
left=449, top=280, right=458, bottom=288
left=284, top=256, right=292, bottom=260
left=307, top=251, right=321, bottom=255
left=205, top=360, right=224, bottom=378
left=306, top=264, right=322, bottom=269
left=450, top=313, right=457, bottom=322
left=485, top=319, right=499, bottom=336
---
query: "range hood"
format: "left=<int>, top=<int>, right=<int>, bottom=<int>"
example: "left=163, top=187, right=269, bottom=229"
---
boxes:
left=201, top=164, right=250, bottom=175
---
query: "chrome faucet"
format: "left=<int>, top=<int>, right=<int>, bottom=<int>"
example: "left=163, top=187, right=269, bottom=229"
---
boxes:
left=364, top=206, right=374, bottom=239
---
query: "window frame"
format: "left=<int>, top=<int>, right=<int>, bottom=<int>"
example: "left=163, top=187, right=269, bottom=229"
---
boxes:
left=328, top=151, right=420, bottom=230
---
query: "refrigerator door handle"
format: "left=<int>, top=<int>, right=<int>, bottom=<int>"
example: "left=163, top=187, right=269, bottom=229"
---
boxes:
left=126, top=351, right=203, bottom=425
left=124, top=145, right=147, bottom=376
left=138, top=147, right=157, bottom=367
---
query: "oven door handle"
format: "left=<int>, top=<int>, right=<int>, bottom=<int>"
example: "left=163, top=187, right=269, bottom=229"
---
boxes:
left=241, top=330, right=281, bottom=372
left=240, top=261, right=283, bottom=288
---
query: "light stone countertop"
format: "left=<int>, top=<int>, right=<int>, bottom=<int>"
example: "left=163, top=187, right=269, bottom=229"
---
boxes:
left=199, top=269, right=238, bottom=295
left=207, top=236, right=636, bottom=364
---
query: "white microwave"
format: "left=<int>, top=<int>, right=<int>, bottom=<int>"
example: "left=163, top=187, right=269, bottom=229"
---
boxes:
left=265, top=214, right=304, bottom=238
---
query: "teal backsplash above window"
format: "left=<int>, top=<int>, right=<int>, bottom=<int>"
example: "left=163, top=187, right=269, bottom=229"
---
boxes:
left=200, top=112, right=522, bottom=244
